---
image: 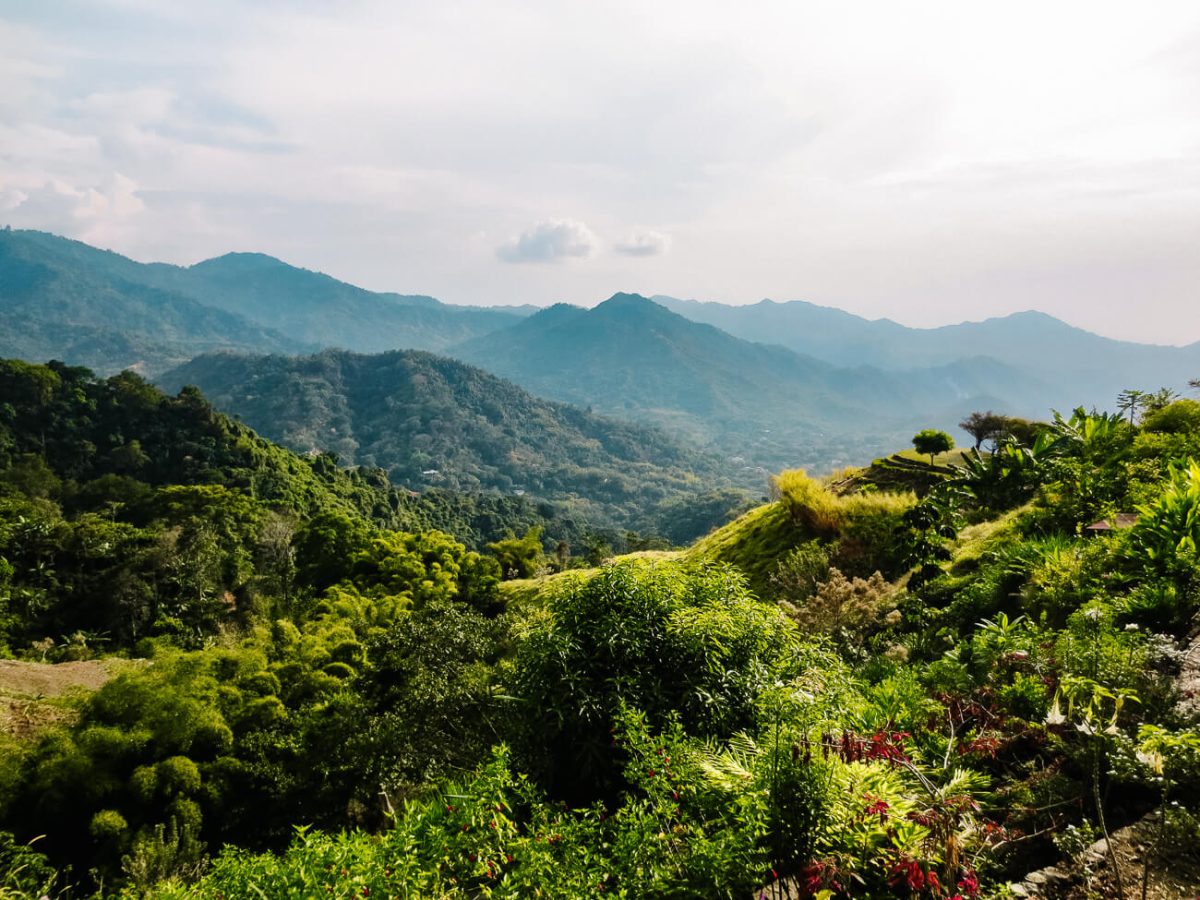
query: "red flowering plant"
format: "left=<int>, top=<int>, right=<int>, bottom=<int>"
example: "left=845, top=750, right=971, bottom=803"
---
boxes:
left=795, top=724, right=993, bottom=899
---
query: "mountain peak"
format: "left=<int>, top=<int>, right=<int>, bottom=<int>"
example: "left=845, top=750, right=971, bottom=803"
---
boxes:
left=597, top=292, right=656, bottom=309
left=190, top=251, right=290, bottom=273
left=593, top=293, right=680, bottom=323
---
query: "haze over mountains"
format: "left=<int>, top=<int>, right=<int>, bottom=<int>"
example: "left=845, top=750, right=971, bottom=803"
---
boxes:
left=3, top=227, right=1197, bottom=480
left=448, top=293, right=1055, bottom=469
left=654, top=295, right=1200, bottom=415
left=0, top=229, right=523, bottom=374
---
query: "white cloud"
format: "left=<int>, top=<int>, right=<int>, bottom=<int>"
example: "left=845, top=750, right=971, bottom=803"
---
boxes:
left=496, top=219, right=598, bottom=264
left=614, top=228, right=671, bottom=257
left=3, top=174, right=141, bottom=223
left=0, top=187, right=28, bottom=212
left=1, top=1, right=1199, bottom=341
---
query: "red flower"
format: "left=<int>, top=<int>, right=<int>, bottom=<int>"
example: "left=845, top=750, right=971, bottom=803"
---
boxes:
left=863, top=795, right=890, bottom=822
left=957, top=870, right=980, bottom=896
left=890, top=857, right=925, bottom=892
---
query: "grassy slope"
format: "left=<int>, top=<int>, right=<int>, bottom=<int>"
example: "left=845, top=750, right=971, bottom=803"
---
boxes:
left=501, top=473, right=846, bottom=605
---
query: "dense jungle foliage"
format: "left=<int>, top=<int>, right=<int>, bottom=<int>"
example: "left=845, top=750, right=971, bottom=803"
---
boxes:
left=3, top=364, right=1200, bottom=898
left=0, top=358, right=683, bottom=647
left=157, top=348, right=749, bottom=543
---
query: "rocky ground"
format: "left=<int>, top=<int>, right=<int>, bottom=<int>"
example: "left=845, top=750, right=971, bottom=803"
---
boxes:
left=1008, top=813, right=1199, bottom=900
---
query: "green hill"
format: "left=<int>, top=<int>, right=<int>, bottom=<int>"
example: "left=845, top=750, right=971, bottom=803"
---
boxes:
left=449, top=293, right=1050, bottom=472
left=0, top=229, right=302, bottom=375
left=158, top=348, right=750, bottom=539
left=0, top=230, right=528, bottom=374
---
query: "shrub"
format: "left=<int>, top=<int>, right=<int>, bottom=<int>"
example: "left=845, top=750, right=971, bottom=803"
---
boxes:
left=511, top=560, right=823, bottom=801
left=768, top=542, right=831, bottom=608
left=1130, top=459, right=1200, bottom=571
left=1141, top=399, right=1200, bottom=435
left=788, top=568, right=896, bottom=641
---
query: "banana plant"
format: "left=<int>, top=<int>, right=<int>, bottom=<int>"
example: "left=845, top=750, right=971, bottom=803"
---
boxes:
left=1130, top=458, right=1200, bottom=565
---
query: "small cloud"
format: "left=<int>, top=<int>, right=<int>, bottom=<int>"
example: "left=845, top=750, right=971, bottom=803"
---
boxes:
left=0, top=187, right=29, bottom=212
left=496, top=218, right=598, bottom=263
left=3, top=175, right=144, bottom=229
left=614, top=228, right=671, bottom=257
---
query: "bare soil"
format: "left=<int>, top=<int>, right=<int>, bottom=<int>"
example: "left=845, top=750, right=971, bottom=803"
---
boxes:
left=0, top=658, right=131, bottom=740
left=1059, top=814, right=1200, bottom=900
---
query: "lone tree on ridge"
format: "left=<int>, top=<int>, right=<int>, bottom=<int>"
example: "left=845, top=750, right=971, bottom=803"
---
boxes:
left=912, top=429, right=954, bottom=467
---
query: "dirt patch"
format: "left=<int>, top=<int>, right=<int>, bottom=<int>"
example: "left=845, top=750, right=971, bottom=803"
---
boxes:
left=1010, top=814, right=1200, bottom=900
left=1061, top=814, right=1200, bottom=900
left=0, top=658, right=136, bottom=740
left=0, top=658, right=121, bottom=698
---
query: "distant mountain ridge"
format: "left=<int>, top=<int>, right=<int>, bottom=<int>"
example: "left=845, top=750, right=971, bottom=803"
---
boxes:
left=0, top=228, right=303, bottom=374
left=6, top=227, right=1198, bottom=476
left=0, top=229, right=528, bottom=374
left=652, top=295, right=1200, bottom=412
left=162, top=251, right=523, bottom=353
left=448, top=293, right=1053, bottom=470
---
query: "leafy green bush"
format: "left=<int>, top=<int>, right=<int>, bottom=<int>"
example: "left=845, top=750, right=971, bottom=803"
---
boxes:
left=1130, top=458, right=1200, bottom=572
left=1141, top=399, right=1200, bottom=434
left=145, top=715, right=781, bottom=900
left=511, top=560, right=829, bottom=801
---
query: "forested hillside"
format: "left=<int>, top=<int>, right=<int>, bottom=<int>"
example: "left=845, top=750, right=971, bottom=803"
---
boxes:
left=0, top=229, right=303, bottom=376
left=450, top=292, right=1050, bottom=470
left=0, top=230, right=527, bottom=375
left=2, top=368, right=1199, bottom=897
left=0, top=358, right=675, bottom=651
left=158, top=348, right=749, bottom=540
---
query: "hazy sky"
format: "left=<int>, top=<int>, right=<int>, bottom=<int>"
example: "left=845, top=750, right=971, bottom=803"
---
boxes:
left=2, top=1, right=1198, bottom=344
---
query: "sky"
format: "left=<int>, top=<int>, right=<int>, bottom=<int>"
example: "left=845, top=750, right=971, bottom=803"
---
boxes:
left=1, top=1, right=1198, bottom=344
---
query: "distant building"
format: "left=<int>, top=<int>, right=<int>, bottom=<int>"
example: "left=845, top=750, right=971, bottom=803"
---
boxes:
left=1085, top=513, right=1139, bottom=535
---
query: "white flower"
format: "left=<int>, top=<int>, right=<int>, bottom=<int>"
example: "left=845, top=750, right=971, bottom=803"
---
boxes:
left=1045, top=698, right=1067, bottom=726
left=1136, top=749, right=1165, bottom=775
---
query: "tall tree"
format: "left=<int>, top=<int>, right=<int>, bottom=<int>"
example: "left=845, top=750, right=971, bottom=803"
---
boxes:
left=959, top=411, right=1004, bottom=451
left=912, top=429, right=954, bottom=467
left=1116, top=388, right=1146, bottom=425
left=1143, top=387, right=1180, bottom=415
